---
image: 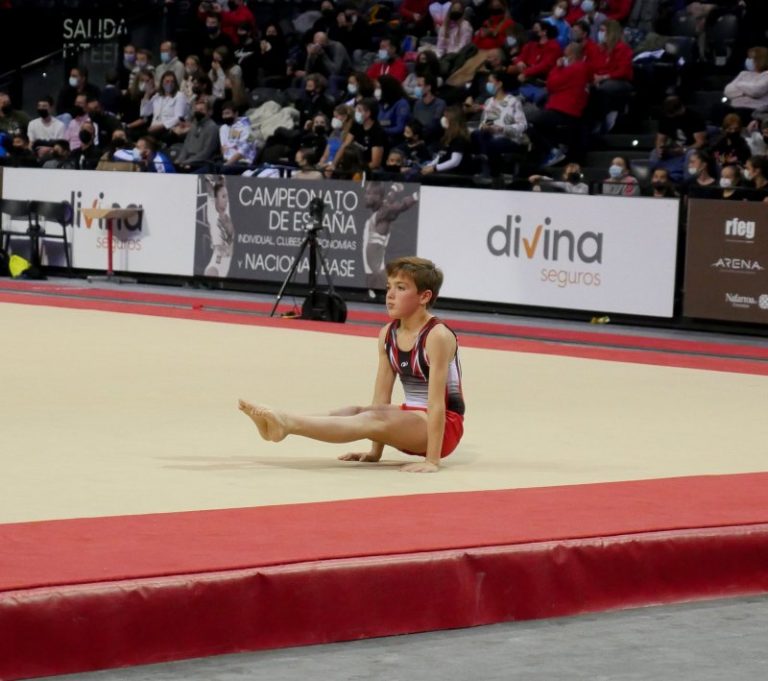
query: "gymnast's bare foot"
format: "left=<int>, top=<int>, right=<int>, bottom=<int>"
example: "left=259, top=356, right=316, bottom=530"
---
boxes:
left=238, top=400, right=288, bottom=442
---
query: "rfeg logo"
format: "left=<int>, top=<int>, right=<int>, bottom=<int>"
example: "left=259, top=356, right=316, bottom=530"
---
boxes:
left=724, top=217, right=756, bottom=241
left=486, top=214, right=604, bottom=289
left=70, top=190, right=143, bottom=233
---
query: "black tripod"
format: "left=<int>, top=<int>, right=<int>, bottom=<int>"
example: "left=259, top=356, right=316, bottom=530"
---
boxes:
left=269, top=198, right=346, bottom=322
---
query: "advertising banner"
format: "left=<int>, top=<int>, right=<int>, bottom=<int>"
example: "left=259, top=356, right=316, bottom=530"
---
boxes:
left=417, top=188, right=679, bottom=317
left=193, top=176, right=420, bottom=291
left=2, top=168, right=197, bottom=276
left=684, top=199, right=768, bottom=324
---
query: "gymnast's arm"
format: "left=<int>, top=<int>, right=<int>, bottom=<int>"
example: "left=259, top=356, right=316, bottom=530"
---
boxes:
left=367, top=325, right=397, bottom=460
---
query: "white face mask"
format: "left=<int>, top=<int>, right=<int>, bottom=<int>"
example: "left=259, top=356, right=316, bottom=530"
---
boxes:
left=745, top=57, right=756, bottom=72
left=347, top=83, right=358, bottom=95
left=69, top=76, right=79, bottom=88
left=354, top=110, right=364, bottom=124
left=554, top=7, right=566, bottom=18
left=582, top=0, right=595, bottom=13
left=378, top=49, right=389, bottom=61
left=608, top=164, right=623, bottom=178
left=506, top=35, right=517, bottom=47
left=138, top=81, right=147, bottom=93
left=440, top=116, right=449, bottom=129
left=374, top=88, right=382, bottom=100
left=597, top=30, right=607, bottom=44
left=719, top=177, right=733, bottom=188
left=687, top=165, right=700, bottom=177
left=331, top=117, right=343, bottom=130
left=743, top=169, right=753, bottom=181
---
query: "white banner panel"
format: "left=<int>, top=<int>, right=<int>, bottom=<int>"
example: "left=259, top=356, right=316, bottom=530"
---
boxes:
left=2, top=168, right=197, bottom=276
left=417, top=188, right=679, bottom=317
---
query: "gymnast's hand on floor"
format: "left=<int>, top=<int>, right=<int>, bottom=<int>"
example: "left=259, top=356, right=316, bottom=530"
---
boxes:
left=400, top=461, right=439, bottom=473
left=338, top=451, right=382, bottom=462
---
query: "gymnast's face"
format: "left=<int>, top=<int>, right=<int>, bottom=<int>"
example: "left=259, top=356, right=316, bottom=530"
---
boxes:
left=386, top=272, right=431, bottom=318
left=214, top=186, right=228, bottom=213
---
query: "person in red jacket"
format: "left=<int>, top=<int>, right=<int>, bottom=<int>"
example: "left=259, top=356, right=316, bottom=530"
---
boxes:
left=367, top=38, right=409, bottom=83
left=601, top=0, right=633, bottom=23
left=571, top=19, right=600, bottom=69
left=566, top=0, right=586, bottom=25
left=529, top=42, right=591, bottom=166
left=198, top=1, right=257, bottom=43
left=589, top=19, right=633, bottom=132
left=472, top=0, right=515, bottom=51
left=399, top=0, right=433, bottom=36
left=508, top=21, right=562, bottom=104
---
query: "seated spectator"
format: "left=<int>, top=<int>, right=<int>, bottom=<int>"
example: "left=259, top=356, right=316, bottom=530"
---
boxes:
left=530, top=42, right=590, bottom=167
left=41, top=139, right=75, bottom=169
left=367, top=38, right=409, bottom=83
left=219, top=100, right=258, bottom=171
left=471, top=70, right=527, bottom=177
left=175, top=97, right=220, bottom=172
left=292, top=148, right=324, bottom=180
left=400, top=0, right=433, bottom=37
left=118, top=44, right=138, bottom=92
left=745, top=118, right=768, bottom=157
left=259, top=23, right=289, bottom=89
left=412, top=73, right=447, bottom=143
left=566, top=0, right=586, bottom=25
left=155, top=41, right=186, bottom=89
left=0, top=91, right=29, bottom=136
left=718, top=164, right=746, bottom=201
left=570, top=19, right=600, bottom=64
left=333, top=3, right=372, bottom=59
left=743, top=155, right=768, bottom=201
left=124, top=69, right=157, bottom=140
left=309, top=0, right=340, bottom=39
left=508, top=22, right=562, bottom=106
left=130, top=49, right=156, bottom=93
left=181, top=55, right=204, bottom=101
left=198, top=11, right=235, bottom=70
left=57, top=65, right=100, bottom=119
left=345, top=71, right=376, bottom=106
left=602, top=155, right=640, bottom=196
left=381, top=147, right=409, bottom=175
left=545, top=1, right=572, bottom=50
left=233, top=21, right=260, bottom=89
left=298, top=112, right=331, bottom=160
left=86, top=95, right=121, bottom=149
left=686, top=150, right=717, bottom=191
left=7, top=133, right=37, bottom=167
left=649, top=167, right=678, bottom=198
left=135, top=135, right=175, bottom=173
left=723, top=47, right=768, bottom=122
left=319, top=103, right=355, bottom=170
left=70, top=121, right=101, bottom=170
left=581, top=0, right=608, bottom=43
left=712, top=114, right=752, bottom=167
left=651, top=95, right=707, bottom=180
left=473, top=0, right=514, bottom=51
left=99, top=70, right=122, bottom=118
left=418, top=105, right=472, bottom=177
left=209, top=46, right=241, bottom=100
left=304, top=31, right=352, bottom=95
left=27, top=96, right=65, bottom=157
left=436, top=2, right=473, bottom=62
left=149, top=72, right=189, bottom=144
left=589, top=19, right=634, bottom=132
left=351, top=97, right=386, bottom=170
left=404, top=50, right=441, bottom=98
left=397, top=119, right=433, bottom=170
left=332, top=142, right=366, bottom=180
left=103, top=128, right=136, bottom=164
left=377, top=75, right=412, bottom=145
left=218, top=0, right=257, bottom=43
left=64, top=94, right=95, bottom=151
left=529, top=162, right=589, bottom=193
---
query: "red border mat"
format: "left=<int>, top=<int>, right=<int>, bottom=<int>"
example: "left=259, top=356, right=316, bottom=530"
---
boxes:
left=3, top=474, right=768, bottom=678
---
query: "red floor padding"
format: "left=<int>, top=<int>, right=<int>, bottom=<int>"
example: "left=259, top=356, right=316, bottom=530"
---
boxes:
left=3, top=474, right=768, bottom=679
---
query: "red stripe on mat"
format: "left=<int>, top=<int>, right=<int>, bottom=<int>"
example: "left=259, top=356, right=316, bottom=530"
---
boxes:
left=2, top=291, right=768, bottom=375
left=2, top=473, right=768, bottom=593
left=2, top=280, right=768, bottom=360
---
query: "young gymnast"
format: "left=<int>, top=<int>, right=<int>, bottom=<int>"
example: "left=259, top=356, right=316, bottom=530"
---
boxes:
left=239, top=256, right=465, bottom=473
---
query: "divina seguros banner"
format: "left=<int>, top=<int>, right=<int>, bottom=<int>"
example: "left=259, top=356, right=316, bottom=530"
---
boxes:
left=416, top=187, right=679, bottom=317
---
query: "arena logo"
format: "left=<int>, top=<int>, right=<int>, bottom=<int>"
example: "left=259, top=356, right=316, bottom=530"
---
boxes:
left=724, top=218, right=756, bottom=241
left=487, top=215, right=603, bottom=264
left=710, top=257, right=765, bottom=273
left=70, top=191, right=143, bottom=233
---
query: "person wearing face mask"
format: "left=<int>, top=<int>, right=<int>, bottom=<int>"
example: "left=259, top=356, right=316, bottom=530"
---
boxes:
left=303, top=31, right=352, bottom=96
left=291, top=148, right=324, bottom=180
left=344, top=72, right=375, bottom=107
left=56, top=66, right=100, bottom=121
left=602, top=155, right=639, bottom=196
left=148, top=73, right=189, bottom=144
left=570, top=20, right=600, bottom=63
left=717, top=164, right=745, bottom=201
left=199, top=12, right=235, bottom=70
left=566, top=0, right=586, bottom=25
left=129, top=49, right=156, bottom=94
left=319, top=103, right=356, bottom=171
left=124, top=70, right=157, bottom=140
left=298, top=112, right=331, bottom=161
left=175, top=97, right=221, bottom=172
left=580, top=0, right=608, bottom=41
left=7, top=133, right=37, bottom=168
left=436, top=2, right=473, bottom=59
left=507, top=22, right=562, bottom=99
left=588, top=19, right=633, bottom=133
left=231, top=22, right=259, bottom=89
left=529, top=162, right=589, bottom=194
left=181, top=55, right=203, bottom=100
left=395, top=119, right=432, bottom=170
left=154, top=41, right=186, bottom=90
left=209, top=45, right=242, bottom=100
left=742, top=156, right=768, bottom=202
left=134, top=135, right=176, bottom=173
left=685, top=150, right=717, bottom=196
left=473, top=0, right=514, bottom=50
left=471, top=71, right=527, bottom=179
left=744, top=118, right=768, bottom=157
left=412, top=74, right=447, bottom=143
left=376, top=75, right=412, bottom=146
left=648, top=167, right=678, bottom=198
left=299, top=73, right=335, bottom=129
left=418, top=105, right=472, bottom=178
left=63, top=94, right=95, bottom=151
left=85, top=95, right=121, bottom=148
left=350, top=97, right=386, bottom=170
left=218, top=0, right=257, bottom=43
left=27, top=96, right=66, bottom=158
left=218, top=101, right=257, bottom=172
left=713, top=113, right=751, bottom=167
left=41, top=139, right=75, bottom=170
left=723, top=47, right=768, bottom=119
left=367, top=38, right=408, bottom=83
left=0, top=92, right=28, bottom=139
left=70, top=121, right=102, bottom=170
left=118, top=44, right=138, bottom=92
left=545, top=1, right=572, bottom=50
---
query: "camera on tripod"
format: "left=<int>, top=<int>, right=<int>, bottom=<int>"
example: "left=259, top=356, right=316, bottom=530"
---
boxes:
left=308, top=197, right=325, bottom=230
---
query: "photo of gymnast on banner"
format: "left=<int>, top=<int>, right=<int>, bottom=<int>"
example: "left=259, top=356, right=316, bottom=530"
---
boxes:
left=194, top=176, right=420, bottom=291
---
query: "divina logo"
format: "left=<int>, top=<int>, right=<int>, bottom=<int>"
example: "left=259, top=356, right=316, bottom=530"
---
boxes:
left=487, top=215, right=603, bottom=263
left=71, top=191, right=143, bottom=232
